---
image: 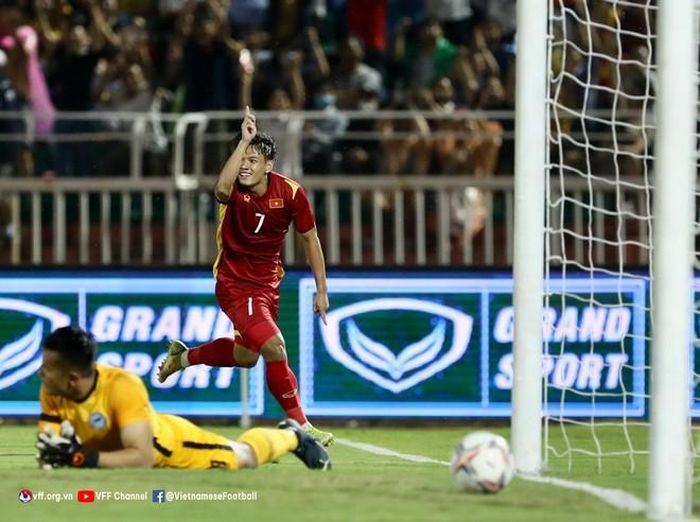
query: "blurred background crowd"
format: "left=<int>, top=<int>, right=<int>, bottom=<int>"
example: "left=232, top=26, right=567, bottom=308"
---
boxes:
left=0, top=0, right=659, bottom=263
left=0, top=0, right=654, bottom=180
left=0, top=0, right=520, bottom=180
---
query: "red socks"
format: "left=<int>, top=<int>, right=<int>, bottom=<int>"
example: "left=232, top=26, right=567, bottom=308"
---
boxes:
left=187, top=338, right=237, bottom=366
left=187, top=340, right=308, bottom=425
left=265, top=360, right=307, bottom=425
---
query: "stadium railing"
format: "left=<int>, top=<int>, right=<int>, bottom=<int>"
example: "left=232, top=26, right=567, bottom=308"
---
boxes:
left=0, top=109, right=651, bottom=267
left=0, top=174, right=653, bottom=268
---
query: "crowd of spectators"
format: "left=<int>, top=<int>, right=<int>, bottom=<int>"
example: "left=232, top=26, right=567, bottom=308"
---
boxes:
left=0, top=0, right=660, bottom=257
left=0, top=0, right=661, bottom=179
left=0, top=0, right=519, bottom=180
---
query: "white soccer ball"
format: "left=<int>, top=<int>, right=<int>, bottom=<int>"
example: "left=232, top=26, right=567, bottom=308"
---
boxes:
left=450, top=431, right=515, bottom=493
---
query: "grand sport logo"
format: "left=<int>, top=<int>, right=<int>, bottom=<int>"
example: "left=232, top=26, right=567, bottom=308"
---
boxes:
left=320, top=298, right=473, bottom=394
left=0, top=299, right=70, bottom=390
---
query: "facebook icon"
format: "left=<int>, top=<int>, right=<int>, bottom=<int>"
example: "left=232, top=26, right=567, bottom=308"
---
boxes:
left=152, top=490, right=166, bottom=503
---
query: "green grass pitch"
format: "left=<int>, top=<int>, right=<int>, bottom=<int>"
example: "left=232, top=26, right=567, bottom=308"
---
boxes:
left=0, top=424, right=654, bottom=521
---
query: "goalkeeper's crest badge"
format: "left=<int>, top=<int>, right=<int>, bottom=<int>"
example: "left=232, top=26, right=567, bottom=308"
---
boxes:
left=89, top=412, right=107, bottom=430
left=319, top=298, right=473, bottom=394
left=0, top=299, right=70, bottom=391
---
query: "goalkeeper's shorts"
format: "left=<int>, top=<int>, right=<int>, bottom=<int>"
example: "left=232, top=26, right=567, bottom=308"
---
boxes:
left=151, top=414, right=239, bottom=470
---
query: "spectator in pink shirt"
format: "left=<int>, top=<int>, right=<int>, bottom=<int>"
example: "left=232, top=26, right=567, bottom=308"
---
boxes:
left=0, top=17, right=55, bottom=136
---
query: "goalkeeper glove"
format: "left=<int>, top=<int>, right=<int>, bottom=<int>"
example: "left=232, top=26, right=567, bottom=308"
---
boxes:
left=36, top=420, right=99, bottom=468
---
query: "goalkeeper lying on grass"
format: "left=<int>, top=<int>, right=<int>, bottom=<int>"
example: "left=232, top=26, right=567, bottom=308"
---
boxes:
left=35, top=326, right=331, bottom=471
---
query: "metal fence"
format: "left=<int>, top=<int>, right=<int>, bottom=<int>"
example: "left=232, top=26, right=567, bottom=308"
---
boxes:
left=0, top=174, right=657, bottom=268
left=0, top=108, right=648, bottom=178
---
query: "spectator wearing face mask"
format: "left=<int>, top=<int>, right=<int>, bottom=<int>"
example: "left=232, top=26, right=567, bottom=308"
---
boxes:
left=302, top=82, right=347, bottom=175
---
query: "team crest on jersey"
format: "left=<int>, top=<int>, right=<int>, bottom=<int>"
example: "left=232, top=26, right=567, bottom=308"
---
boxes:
left=269, top=198, right=284, bottom=209
left=243, top=194, right=251, bottom=202
left=89, top=412, right=107, bottom=430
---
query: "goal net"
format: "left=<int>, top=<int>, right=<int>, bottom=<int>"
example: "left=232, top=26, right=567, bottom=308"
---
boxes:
left=545, top=0, right=699, bottom=490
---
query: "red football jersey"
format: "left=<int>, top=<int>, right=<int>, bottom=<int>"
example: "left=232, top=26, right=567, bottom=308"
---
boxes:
left=213, top=171, right=316, bottom=290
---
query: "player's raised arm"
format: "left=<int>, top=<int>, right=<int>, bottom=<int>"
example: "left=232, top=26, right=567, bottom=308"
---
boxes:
left=214, top=106, right=257, bottom=203
left=299, top=227, right=329, bottom=324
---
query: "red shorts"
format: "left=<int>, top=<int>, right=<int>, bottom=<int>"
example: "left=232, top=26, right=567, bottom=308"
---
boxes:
left=215, top=280, right=281, bottom=353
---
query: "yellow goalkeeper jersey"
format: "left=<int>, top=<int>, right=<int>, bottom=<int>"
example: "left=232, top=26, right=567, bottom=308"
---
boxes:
left=38, top=364, right=239, bottom=469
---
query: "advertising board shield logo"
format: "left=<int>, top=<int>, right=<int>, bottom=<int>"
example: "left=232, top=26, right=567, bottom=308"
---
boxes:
left=320, top=298, right=473, bottom=393
left=0, top=298, right=70, bottom=390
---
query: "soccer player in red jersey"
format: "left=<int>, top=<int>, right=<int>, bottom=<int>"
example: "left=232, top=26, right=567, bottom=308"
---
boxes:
left=157, top=107, right=333, bottom=445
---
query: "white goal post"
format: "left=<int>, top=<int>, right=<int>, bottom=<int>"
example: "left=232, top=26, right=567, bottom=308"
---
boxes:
left=512, top=0, right=698, bottom=519
left=648, top=0, right=697, bottom=517
left=511, top=0, right=548, bottom=477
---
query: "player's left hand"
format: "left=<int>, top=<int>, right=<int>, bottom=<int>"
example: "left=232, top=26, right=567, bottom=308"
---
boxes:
left=36, top=421, right=98, bottom=468
left=313, top=292, right=329, bottom=325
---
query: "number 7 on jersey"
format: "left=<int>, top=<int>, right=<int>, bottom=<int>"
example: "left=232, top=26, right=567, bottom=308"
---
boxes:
left=254, top=212, right=265, bottom=233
